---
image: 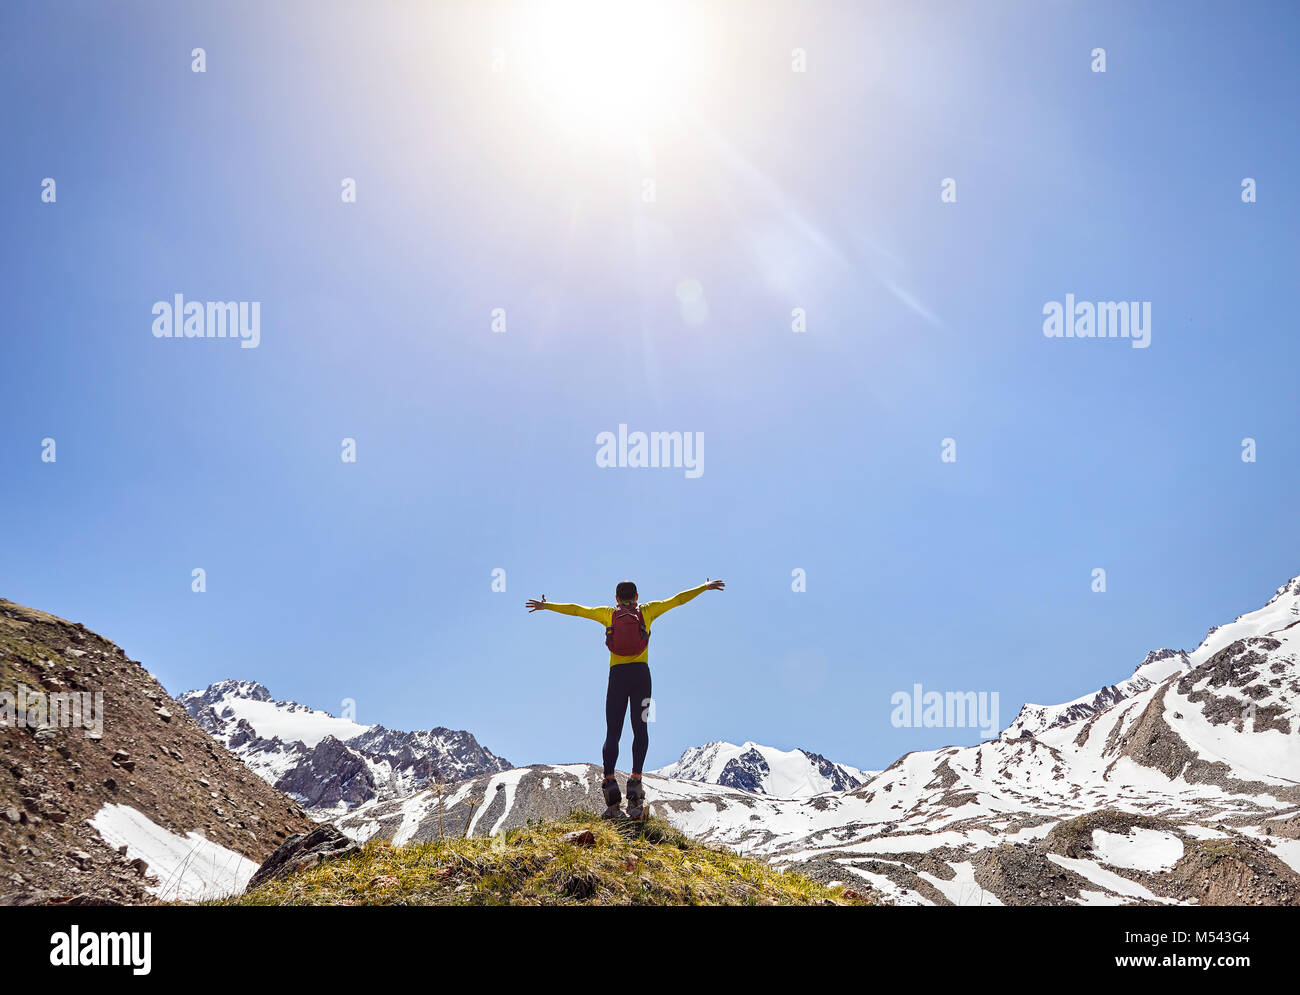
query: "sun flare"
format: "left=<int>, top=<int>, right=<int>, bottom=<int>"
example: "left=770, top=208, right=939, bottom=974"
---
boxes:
left=513, top=0, right=705, bottom=138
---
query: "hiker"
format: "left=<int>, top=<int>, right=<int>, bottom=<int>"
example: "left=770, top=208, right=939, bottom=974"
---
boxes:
left=526, top=578, right=725, bottom=818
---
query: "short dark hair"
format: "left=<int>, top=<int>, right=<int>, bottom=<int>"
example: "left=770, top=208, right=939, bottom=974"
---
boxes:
left=615, top=581, right=638, bottom=602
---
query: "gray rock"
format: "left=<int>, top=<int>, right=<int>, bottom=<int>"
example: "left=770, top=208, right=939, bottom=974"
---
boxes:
left=246, top=823, right=359, bottom=891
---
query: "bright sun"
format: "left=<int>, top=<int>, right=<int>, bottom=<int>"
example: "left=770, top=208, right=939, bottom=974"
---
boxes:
left=514, top=0, right=704, bottom=138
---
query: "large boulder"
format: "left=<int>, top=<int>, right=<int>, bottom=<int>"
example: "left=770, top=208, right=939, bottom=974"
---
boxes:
left=246, top=823, right=359, bottom=891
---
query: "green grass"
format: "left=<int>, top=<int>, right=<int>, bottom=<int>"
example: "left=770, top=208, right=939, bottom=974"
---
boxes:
left=209, top=812, right=884, bottom=906
left=0, top=622, right=45, bottom=691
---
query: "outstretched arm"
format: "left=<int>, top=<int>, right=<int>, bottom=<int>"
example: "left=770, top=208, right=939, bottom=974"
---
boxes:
left=642, top=578, right=725, bottom=623
left=525, top=595, right=609, bottom=623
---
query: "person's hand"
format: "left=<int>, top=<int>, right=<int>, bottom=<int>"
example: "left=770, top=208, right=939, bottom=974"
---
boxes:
left=705, top=578, right=725, bottom=591
left=526, top=596, right=548, bottom=612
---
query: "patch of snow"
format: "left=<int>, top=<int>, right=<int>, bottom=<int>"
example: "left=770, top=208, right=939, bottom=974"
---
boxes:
left=1265, top=838, right=1300, bottom=876
left=1180, top=824, right=1233, bottom=840
left=1092, top=828, right=1184, bottom=871
left=1046, top=854, right=1171, bottom=904
left=217, top=696, right=369, bottom=747
left=1073, top=889, right=1127, bottom=906
left=843, top=865, right=927, bottom=905
left=917, top=862, right=1003, bottom=906
left=89, top=803, right=259, bottom=901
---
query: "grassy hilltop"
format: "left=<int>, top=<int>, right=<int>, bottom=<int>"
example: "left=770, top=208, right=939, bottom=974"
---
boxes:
left=213, top=813, right=884, bottom=907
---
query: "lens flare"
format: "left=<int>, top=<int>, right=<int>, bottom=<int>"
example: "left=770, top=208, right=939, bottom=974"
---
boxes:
left=518, top=0, right=701, bottom=138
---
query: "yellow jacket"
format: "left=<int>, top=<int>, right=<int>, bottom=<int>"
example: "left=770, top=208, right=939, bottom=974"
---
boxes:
left=543, top=584, right=709, bottom=666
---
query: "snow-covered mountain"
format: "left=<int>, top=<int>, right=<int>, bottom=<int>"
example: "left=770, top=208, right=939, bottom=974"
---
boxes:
left=178, top=681, right=510, bottom=813
left=332, top=574, right=1300, bottom=906
left=1002, top=648, right=1193, bottom=740
left=651, top=741, right=871, bottom=796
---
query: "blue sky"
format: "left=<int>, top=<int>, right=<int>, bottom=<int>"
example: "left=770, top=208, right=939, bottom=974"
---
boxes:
left=2, top=0, right=1297, bottom=774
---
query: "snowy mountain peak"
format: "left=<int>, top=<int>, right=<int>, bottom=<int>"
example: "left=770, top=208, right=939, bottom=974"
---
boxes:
left=182, top=679, right=274, bottom=707
left=1002, top=648, right=1191, bottom=744
left=1003, top=573, right=1300, bottom=751
left=177, top=682, right=371, bottom=748
left=1007, top=575, right=1300, bottom=744
left=651, top=740, right=869, bottom=797
left=1265, top=574, right=1300, bottom=607
left=1189, top=575, right=1300, bottom=664
left=177, top=681, right=510, bottom=812
left=1139, top=647, right=1185, bottom=668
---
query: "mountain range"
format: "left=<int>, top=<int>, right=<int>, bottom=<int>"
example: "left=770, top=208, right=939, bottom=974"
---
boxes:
left=177, top=680, right=511, bottom=813
left=5, top=572, right=1299, bottom=905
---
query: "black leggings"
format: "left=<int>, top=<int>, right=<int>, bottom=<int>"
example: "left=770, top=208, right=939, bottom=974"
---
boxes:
left=603, top=661, right=651, bottom=776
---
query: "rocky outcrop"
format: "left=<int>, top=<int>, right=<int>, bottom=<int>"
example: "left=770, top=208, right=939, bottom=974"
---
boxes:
left=1041, top=809, right=1171, bottom=858
left=1169, top=837, right=1300, bottom=906
left=245, top=823, right=359, bottom=891
left=0, top=599, right=314, bottom=905
left=273, top=736, right=375, bottom=809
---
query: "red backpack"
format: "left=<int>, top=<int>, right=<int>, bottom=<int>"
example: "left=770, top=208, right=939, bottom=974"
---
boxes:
left=605, top=605, right=649, bottom=656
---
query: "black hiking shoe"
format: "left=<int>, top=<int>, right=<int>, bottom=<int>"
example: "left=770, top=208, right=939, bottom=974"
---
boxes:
left=600, top=776, right=623, bottom=820
left=625, top=777, right=648, bottom=821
